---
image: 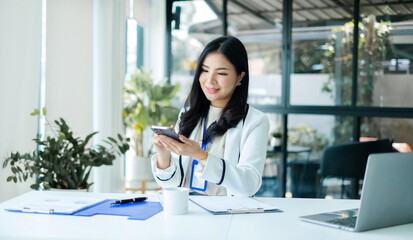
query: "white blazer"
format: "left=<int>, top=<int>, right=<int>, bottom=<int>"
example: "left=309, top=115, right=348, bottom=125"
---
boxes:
left=151, top=105, right=270, bottom=197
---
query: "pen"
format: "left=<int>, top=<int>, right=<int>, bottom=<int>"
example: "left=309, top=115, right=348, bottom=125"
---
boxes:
left=110, top=197, right=147, bottom=205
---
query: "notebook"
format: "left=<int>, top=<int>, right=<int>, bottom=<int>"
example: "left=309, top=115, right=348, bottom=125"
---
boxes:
left=189, top=196, right=281, bottom=214
left=300, top=152, right=413, bottom=232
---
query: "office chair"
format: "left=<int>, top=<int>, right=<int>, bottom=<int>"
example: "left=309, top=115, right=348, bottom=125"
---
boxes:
left=318, top=139, right=393, bottom=199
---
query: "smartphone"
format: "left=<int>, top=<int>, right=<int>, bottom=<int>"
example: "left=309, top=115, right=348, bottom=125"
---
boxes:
left=151, top=126, right=183, bottom=143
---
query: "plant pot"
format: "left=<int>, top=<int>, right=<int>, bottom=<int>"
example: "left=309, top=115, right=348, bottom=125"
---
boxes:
left=125, top=155, right=153, bottom=189
left=270, top=137, right=282, bottom=148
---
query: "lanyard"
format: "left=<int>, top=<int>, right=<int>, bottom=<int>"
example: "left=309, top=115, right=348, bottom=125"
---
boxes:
left=189, top=114, right=210, bottom=191
left=201, top=113, right=211, bottom=151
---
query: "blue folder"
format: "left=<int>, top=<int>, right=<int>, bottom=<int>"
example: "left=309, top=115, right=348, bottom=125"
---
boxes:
left=6, top=199, right=163, bottom=221
left=74, top=199, right=163, bottom=220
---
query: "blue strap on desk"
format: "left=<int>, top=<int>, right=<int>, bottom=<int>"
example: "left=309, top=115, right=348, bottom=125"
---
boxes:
left=73, top=199, right=163, bottom=220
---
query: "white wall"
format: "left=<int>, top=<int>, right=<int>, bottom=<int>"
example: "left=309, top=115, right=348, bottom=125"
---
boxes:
left=133, top=0, right=147, bottom=26
left=46, top=0, right=93, bottom=139
left=0, top=0, right=42, bottom=202
left=45, top=0, right=129, bottom=193
left=92, top=0, right=127, bottom=193
left=144, top=0, right=166, bottom=82
left=0, top=0, right=166, bottom=201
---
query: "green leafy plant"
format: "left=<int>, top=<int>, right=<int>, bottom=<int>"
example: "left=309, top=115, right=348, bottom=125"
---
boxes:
left=2, top=108, right=130, bottom=190
left=123, top=68, right=180, bottom=156
left=288, top=125, right=330, bottom=154
left=321, top=16, right=395, bottom=143
left=321, top=17, right=393, bottom=106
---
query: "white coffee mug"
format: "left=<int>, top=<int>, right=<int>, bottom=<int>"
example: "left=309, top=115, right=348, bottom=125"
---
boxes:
left=157, top=187, right=189, bottom=215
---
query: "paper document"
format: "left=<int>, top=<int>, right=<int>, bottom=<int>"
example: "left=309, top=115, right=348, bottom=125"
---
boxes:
left=189, top=196, right=281, bottom=214
left=6, top=196, right=106, bottom=214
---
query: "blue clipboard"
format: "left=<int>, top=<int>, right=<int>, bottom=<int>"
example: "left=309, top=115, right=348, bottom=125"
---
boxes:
left=6, top=199, right=163, bottom=220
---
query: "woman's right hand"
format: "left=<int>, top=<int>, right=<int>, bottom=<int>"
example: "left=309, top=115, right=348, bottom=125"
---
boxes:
left=152, top=126, right=174, bottom=169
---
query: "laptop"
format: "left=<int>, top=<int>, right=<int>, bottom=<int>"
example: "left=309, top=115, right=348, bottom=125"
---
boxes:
left=300, top=152, right=413, bottom=232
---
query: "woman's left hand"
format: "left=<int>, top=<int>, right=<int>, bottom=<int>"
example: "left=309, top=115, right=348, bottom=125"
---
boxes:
left=157, top=134, right=205, bottom=160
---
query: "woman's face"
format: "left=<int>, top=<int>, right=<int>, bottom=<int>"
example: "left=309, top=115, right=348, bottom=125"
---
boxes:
left=199, top=52, right=245, bottom=108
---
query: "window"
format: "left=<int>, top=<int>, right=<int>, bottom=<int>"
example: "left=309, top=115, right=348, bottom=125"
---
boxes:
left=357, top=1, right=413, bottom=107
left=171, top=1, right=220, bottom=107
left=291, top=1, right=354, bottom=106
left=126, top=19, right=144, bottom=77
left=167, top=0, right=413, bottom=198
left=361, top=117, right=413, bottom=149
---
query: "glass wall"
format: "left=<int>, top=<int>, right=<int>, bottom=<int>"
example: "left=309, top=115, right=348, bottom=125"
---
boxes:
left=230, top=0, right=284, bottom=106
left=361, top=117, right=413, bottom=149
left=357, top=1, right=413, bottom=107
left=230, top=0, right=284, bottom=105
left=171, top=0, right=283, bottom=106
left=291, top=0, right=354, bottom=106
left=171, top=1, right=221, bottom=107
left=167, top=0, right=413, bottom=198
left=244, top=41, right=283, bottom=105
left=257, top=113, right=282, bottom=197
left=289, top=114, right=353, bottom=153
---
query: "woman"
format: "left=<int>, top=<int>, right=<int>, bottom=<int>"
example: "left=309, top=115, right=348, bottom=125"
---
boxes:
left=151, top=36, right=269, bottom=197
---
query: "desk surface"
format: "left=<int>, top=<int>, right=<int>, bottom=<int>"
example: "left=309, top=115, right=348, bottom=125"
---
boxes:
left=1, top=191, right=412, bottom=240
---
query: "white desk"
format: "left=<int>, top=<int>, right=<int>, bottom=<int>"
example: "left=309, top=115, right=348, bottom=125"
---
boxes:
left=0, top=191, right=412, bottom=240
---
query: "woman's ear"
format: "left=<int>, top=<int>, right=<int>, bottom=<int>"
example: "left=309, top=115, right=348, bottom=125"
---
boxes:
left=238, top=72, right=246, bottom=83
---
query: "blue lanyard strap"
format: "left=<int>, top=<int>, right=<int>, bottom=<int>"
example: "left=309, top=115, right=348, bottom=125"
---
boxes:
left=189, top=113, right=210, bottom=192
left=201, top=113, right=210, bottom=151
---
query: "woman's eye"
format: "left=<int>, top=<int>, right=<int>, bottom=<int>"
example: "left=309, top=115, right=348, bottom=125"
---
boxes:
left=218, top=73, right=228, bottom=76
left=201, top=69, right=208, bottom=72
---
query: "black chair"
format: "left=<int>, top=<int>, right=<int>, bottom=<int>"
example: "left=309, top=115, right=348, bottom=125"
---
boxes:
left=318, top=139, right=394, bottom=199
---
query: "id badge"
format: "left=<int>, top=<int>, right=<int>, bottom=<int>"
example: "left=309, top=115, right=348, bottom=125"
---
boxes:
left=189, top=160, right=207, bottom=191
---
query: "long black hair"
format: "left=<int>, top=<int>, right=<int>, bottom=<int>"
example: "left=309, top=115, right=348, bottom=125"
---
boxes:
left=178, top=36, right=249, bottom=144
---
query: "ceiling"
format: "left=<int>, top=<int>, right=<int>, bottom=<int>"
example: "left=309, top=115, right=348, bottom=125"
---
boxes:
left=187, top=0, right=413, bottom=43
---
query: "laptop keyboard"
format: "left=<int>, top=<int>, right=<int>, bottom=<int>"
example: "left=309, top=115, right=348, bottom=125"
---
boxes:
left=327, top=216, right=357, bottom=228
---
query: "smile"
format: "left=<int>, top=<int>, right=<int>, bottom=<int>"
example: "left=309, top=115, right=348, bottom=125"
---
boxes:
left=206, top=87, right=219, bottom=94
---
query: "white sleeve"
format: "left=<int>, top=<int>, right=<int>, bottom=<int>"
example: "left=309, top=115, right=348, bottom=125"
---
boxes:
left=152, top=154, right=177, bottom=179
left=151, top=153, right=182, bottom=188
left=196, top=154, right=223, bottom=183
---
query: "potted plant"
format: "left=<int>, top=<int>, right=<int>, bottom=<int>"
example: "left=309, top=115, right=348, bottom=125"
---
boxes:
left=270, top=132, right=283, bottom=150
left=123, top=68, right=180, bottom=187
left=2, top=108, right=130, bottom=190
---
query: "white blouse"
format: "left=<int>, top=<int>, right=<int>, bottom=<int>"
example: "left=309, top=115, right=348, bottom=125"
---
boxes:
left=182, top=105, right=227, bottom=196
